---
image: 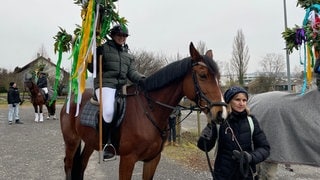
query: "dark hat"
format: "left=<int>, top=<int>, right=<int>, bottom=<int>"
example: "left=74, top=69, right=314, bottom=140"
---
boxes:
left=223, top=86, right=248, bottom=103
left=9, top=82, right=15, bottom=87
left=110, top=24, right=129, bottom=37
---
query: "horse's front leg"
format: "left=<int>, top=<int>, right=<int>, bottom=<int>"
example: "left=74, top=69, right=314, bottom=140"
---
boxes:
left=142, top=153, right=161, bottom=180
left=34, top=104, right=39, bottom=122
left=119, top=155, right=137, bottom=180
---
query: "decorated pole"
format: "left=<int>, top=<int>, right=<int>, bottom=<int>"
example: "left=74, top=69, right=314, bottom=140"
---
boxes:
left=282, top=0, right=320, bottom=93
left=53, top=0, right=127, bottom=161
left=98, top=55, right=103, bottom=162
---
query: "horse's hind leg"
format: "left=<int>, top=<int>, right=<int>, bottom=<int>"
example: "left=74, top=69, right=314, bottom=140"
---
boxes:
left=64, top=141, right=81, bottom=180
left=142, top=154, right=161, bottom=180
left=46, top=102, right=57, bottom=120
left=78, top=145, right=94, bottom=179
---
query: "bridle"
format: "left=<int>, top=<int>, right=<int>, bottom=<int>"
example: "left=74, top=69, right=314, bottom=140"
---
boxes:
left=144, top=62, right=227, bottom=112
left=191, top=62, right=227, bottom=111
left=141, top=61, right=227, bottom=135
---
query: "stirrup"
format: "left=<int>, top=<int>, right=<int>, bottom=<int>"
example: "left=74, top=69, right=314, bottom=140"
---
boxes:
left=102, top=143, right=116, bottom=161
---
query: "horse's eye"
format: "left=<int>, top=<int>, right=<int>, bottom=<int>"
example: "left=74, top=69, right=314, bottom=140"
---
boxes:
left=198, top=73, right=207, bottom=80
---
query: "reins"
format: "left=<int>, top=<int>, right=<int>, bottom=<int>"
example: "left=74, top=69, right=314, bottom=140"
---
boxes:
left=204, top=120, right=255, bottom=179
left=224, top=120, right=255, bottom=178
left=203, top=141, right=215, bottom=178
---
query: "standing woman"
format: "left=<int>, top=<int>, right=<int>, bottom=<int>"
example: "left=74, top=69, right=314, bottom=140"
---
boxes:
left=197, top=86, right=270, bottom=180
left=7, top=82, right=23, bottom=125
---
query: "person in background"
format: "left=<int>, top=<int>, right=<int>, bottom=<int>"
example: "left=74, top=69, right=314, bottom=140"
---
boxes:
left=197, top=86, right=270, bottom=180
left=87, top=24, right=145, bottom=160
left=37, top=72, right=49, bottom=101
left=7, top=82, right=23, bottom=125
left=166, top=107, right=181, bottom=146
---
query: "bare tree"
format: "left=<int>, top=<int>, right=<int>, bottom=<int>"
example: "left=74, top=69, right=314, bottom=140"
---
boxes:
left=196, top=41, right=207, bottom=55
left=132, top=50, right=168, bottom=76
left=231, top=29, right=250, bottom=86
left=249, top=53, right=285, bottom=93
left=34, top=44, right=49, bottom=59
left=249, top=76, right=274, bottom=93
left=260, top=53, right=285, bottom=77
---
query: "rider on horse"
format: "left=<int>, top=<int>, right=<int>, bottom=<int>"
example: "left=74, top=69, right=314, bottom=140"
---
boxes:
left=87, top=24, right=145, bottom=160
left=37, top=71, right=49, bottom=101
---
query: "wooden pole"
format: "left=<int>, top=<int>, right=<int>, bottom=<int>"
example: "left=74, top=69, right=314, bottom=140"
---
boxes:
left=98, top=55, right=103, bottom=163
left=197, top=111, right=201, bottom=136
left=176, top=112, right=181, bottom=144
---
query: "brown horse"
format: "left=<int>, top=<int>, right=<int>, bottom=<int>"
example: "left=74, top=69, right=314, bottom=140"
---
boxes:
left=60, top=42, right=227, bottom=180
left=24, top=79, right=57, bottom=122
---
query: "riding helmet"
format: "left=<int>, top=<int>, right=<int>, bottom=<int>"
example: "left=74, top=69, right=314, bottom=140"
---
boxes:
left=110, top=25, right=129, bottom=37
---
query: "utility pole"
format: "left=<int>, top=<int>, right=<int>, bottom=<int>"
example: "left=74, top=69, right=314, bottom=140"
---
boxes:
left=283, top=0, right=292, bottom=92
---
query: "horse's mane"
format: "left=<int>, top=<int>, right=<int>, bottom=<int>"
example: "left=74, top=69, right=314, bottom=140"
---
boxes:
left=25, top=78, right=40, bottom=91
left=144, top=55, right=220, bottom=91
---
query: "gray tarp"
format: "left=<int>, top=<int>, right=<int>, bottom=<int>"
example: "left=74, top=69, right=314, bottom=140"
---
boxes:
left=248, top=89, right=320, bottom=166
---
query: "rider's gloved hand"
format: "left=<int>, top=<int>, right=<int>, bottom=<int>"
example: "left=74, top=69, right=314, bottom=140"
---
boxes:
left=232, top=150, right=252, bottom=163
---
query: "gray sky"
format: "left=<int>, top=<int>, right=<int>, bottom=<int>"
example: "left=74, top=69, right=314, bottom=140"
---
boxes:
left=0, top=0, right=306, bottom=73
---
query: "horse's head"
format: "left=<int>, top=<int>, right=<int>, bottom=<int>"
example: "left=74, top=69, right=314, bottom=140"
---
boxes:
left=183, top=42, right=227, bottom=124
left=24, top=78, right=33, bottom=89
left=24, top=78, right=38, bottom=93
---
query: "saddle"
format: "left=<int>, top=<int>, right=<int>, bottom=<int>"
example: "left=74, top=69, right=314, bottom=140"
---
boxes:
left=39, top=89, right=51, bottom=102
left=81, top=85, right=127, bottom=130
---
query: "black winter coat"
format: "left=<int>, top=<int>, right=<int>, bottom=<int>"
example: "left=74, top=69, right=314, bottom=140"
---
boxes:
left=87, top=40, right=144, bottom=89
left=198, top=111, right=270, bottom=180
left=37, top=76, right=48, bottom=88
left=7, top=87, right=21, bottom=104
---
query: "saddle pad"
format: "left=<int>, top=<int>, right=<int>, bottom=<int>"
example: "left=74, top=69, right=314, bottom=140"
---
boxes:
left=80, top=101, right=99, bottom=129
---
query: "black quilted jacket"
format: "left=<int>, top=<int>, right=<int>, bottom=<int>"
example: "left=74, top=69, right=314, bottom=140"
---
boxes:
left=7, top=87, right=21, bottom=104
left=87, top=40, right=144, bottom=89
left=198, top=111, right=270, bottom=180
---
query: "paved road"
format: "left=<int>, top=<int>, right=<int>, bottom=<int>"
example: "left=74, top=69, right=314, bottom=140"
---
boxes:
left=0, top=105, right=319, bottom=179
left=0, top=104, right=212, bottom=180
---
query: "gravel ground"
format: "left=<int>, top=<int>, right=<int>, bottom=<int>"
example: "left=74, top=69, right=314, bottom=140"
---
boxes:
left=0, top=104, right=319, bottom=179
left=0, top=104, right=212, bottom=180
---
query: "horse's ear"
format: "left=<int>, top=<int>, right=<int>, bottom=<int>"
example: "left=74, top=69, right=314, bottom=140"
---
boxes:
left=205, top=50, right=213, bottom=59
left=189, top=42, right=201, bottom=60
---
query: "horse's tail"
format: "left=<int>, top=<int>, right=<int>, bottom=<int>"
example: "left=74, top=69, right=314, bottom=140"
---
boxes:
left=71, top=142, right=82, bottom=179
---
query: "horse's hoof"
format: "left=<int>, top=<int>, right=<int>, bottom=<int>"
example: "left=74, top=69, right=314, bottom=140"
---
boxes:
left=47, top=116, right=50, bottom=120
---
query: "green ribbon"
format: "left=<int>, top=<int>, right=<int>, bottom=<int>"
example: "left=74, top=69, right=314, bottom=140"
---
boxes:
left=50, top=35, right=65, bottom=105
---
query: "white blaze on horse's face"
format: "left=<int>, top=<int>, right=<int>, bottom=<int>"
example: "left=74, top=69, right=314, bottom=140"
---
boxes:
left=205, top=81, right=227, bottom=124
left=188, top=42, right=227, bottom=124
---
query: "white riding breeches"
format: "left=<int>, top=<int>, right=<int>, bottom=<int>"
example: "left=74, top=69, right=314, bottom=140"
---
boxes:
left=95, top=87, right=116, bottom=123
left=42, top=87, right=48, bottom=94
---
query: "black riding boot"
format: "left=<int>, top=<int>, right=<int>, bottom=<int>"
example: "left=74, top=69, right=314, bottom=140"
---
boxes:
left=103, top=122, right=116, bottom=161
left=45, top=94, right=48, bottom=101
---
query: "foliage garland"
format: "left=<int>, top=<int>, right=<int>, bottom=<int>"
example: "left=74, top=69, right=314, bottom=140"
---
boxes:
left=282, top=0, right=320, bottom=93
left=52, top=0, right=127, bottom=112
